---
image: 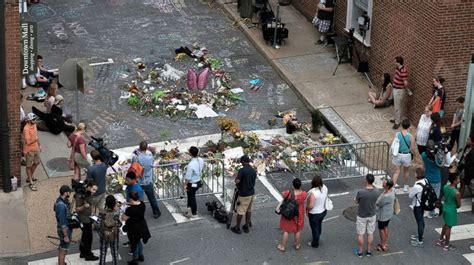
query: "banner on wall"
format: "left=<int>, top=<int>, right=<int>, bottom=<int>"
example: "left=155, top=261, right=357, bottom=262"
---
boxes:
left=20, top=21, right=37, bottom=76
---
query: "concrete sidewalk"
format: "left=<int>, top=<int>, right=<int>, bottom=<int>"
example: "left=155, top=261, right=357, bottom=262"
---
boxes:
left=222, top=1, right=395, bottom=144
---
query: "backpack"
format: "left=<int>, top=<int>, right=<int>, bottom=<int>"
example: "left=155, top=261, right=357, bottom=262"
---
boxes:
left=278, top=190, right=299, bottom=220
left=128, top=162, right=144, bottom=179
left=100, top=210, right=118, bottom=242
left=416, top=181, right=437, bottom=211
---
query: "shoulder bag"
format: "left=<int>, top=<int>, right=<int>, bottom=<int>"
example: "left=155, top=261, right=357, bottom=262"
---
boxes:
left=400, top=132, right=414, bottom=160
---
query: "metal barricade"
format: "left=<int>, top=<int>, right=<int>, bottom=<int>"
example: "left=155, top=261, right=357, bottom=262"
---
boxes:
left=152, top=159, right=226, bottom=202
left=298, top=141, right=390, bottom=180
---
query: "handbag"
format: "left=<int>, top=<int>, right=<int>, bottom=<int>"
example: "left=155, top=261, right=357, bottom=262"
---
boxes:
left=400, top=132, right=414, bottom=160
left=393, top=197, right=401, bottom=215
left=322, top=186, right=333, bottom=210
left=390, top=132, right=400, bottom=156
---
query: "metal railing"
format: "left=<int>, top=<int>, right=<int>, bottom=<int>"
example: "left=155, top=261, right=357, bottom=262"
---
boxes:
left=152, top=159, right=226, bottom=202
left=298, top=141, right=390, bottom=180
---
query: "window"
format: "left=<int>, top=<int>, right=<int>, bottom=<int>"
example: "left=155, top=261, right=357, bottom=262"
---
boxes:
left=346, top=0, right=373, bottom=46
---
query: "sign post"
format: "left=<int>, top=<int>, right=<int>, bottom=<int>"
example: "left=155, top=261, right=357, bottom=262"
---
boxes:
left=20, top=21, right=37, bottom=76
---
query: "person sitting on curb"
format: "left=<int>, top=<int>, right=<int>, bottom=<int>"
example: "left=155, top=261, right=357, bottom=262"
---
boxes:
left=368, top=73, right=393, bottom=108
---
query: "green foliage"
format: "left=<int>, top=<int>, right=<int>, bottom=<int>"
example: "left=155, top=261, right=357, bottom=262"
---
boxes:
left=127, top=95, right=140, bottom=106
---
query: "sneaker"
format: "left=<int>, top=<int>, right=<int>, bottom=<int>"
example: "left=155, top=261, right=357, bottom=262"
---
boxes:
left=366, top=251, right=372, bottom=257
left=356, top=251, right=363, bottom=258
left=443, top=244, right=456, bottom=251
left=230, top=226, right=242, bottom=234
left=84, top=255, right=99, bottom=261
left=411, top=240, right=424, bottom=247
left=403, top=185, right=409, bottom=193
left=392, top=123, right=400, bottom=130
left=394, top=184, right=400, bottom=188
left=138, top=255, right=145, bottom=262
left=242, top=225, right=249, bottom=233
left=410, top=234, right=423, bottom=241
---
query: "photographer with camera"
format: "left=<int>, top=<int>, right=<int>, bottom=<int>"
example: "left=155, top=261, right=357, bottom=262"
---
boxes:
left=54, top=185, right=73, bottom=265
left=75, top=180, right=99, bottom=261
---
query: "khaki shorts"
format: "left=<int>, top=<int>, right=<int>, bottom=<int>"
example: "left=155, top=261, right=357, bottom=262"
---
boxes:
left=26, top=151, right=41, bottom=167
left=74, top=152, right=91, bottom=168
left=356, top=215, right=376, bottom=235
left=236, top=195, right=254, bottom=215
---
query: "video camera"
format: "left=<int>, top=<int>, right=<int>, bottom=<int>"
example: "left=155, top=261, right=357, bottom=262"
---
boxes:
left=89, top=136, right=119, bottom=167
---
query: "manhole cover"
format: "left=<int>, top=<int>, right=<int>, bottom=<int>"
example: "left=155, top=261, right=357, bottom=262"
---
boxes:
left=343, top=205, right=359, bottom=222
left=46, top=157, right=71, bottom=172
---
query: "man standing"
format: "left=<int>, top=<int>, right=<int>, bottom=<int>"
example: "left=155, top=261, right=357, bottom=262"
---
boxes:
left=409, top=167, right=427, bottom=247
left=354, top=174, right=380, bottom=257
left=133, top=141, right=161, bottom=219
left=183, top=146, right=204, bottom=217
left=231, top=155, right=257, bottom=234
left=390, top=56, right=409, bottom=130
left=23, top=113, right=41, bottom=192
left=55, top=185, right=73, bottom=265
left=87, top=150, right=107, bottom=211
left=75, top=181, right=99, bottom=261
left=126, top=172, right=144, bottom=202
left=312, top=0, right=335, bottom=45
left=422, top=140, right=441, bottom=218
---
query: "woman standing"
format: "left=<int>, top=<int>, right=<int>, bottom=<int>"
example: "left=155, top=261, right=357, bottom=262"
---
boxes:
left=391, top=119, right=416, bottom=192
left=68, top=123, right=89, bottom=180
left=277, top=178, right=307, bottom=252
left=99, top=195, right=120, bottom=265
left=122, top=191, right=151, bottom=265
left=306, top=175, right=328, bottom=248
left=415, top=106, right=433, bottom=155
left=375, top=178, right=395, bottom=252
left=368, top=73, right=393, bottom=108
left=437, top=173, right=461, bottom=251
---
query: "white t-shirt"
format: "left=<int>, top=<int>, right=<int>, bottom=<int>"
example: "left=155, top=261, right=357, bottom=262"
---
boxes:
left=308, top=185, right=328, bottom=214
left=416, top=114, right=432, bottom=146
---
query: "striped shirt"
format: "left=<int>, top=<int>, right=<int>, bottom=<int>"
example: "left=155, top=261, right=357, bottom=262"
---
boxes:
left=393, top=66, right=408, bottom=89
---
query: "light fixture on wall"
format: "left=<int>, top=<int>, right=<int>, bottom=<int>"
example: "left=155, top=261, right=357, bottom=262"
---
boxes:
left=357, top=11, right=370, bottom=37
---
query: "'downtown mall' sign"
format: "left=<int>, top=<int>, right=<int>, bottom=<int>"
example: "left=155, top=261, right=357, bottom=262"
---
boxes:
left=20, top=22, right=37, bottom=76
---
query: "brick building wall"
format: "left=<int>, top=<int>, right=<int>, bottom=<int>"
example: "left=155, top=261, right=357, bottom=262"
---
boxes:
left=0, top=3, right=22, bottom=189
left=292, top=0, right=474, bottom=126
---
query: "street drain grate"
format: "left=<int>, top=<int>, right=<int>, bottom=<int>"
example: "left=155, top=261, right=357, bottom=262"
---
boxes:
left=343, top=205, right=358, bottom=222
left=46, top=157, right=70, bottom=172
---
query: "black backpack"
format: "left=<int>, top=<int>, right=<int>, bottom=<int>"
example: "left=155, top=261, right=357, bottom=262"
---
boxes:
left=417, top=181, right=437, bottom=211
left=278, top=190, right=299, bottom=220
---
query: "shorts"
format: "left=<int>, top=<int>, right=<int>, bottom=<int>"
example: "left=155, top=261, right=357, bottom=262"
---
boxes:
left=74, top=152, right=91, bottom=168
left=356, top=215, right=376, bottom=235
left=57, top=228, right=72, bottom=251
left=236, top=195, right=254, bottom=215
left=26, top=151, right=41, bottom=167
left=312, top=18, right=331, bottom=33
left=392, top=153, right=412, bottom=167
left=377, top=219, right=390, bottom=230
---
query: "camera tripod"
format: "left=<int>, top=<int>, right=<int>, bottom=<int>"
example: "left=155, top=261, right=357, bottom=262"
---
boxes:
left=332, top=34, right=354, bottom=76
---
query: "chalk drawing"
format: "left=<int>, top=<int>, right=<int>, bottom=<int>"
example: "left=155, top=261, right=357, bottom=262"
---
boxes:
left=67, top=22, right=88, bottom=36
left=62, top=9, right=82, bottom=20
left=144, top=0, right=186, bottom=13
left=28, top=4, right=56, bottom=21
left=233, top=58, right=249, bottom=65
left=52, top=23, right=69, bottom=40
left=252, top=194, right=270, bottom=205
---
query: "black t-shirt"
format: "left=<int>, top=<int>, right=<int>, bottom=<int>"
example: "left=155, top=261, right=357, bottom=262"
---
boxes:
left=317, top=0, right=335, bottom=21
left=429, top=125, right=442, bottom=143
left=236, top=165, right=257, bottom=197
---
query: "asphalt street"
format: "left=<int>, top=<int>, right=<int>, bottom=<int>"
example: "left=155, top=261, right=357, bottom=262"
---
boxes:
left=25, top=0, right=311, bottom=149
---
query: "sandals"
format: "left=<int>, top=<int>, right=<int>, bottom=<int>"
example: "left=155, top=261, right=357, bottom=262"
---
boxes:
left=436, top=239, right=446, bottom=246
left=29, top=184, right=38, bottom=191
left=276, top=244, right=285, bottom=252
left=375, top=244, right=388, bottom=252
left=26, top=178, right=38, bottom=183
left=295, top=244, right=301, bottom=250
left=443, top=245, right=456, bottom=251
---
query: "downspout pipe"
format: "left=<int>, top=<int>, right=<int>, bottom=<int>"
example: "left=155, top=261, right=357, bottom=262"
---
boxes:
left=0, top=0, right=12, bottom=193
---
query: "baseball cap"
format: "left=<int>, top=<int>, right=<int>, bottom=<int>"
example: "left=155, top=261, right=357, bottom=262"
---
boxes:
left=59, top=185, right=72, bottom=194
left=26, top=113, right=37, bottom=122
left=54, top=95, right=64, bottom=105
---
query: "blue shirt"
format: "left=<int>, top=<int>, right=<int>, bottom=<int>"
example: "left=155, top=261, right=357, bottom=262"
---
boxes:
left=55, top=197, right=69, bottom=229
left=87, top=162, right=107, bottom=195
left=185, top=157, right=204, bottom=183
left=422, top=152, right=441, bottom=183
left=133, top=153, right=154, bottom=186
left=126, top=183, right=144, bottom=202
left=397, top=132, right=411, bottom=153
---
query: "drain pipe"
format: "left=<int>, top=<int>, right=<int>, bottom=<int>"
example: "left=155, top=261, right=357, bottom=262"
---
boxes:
left=0, top=1, right=12, bottom=193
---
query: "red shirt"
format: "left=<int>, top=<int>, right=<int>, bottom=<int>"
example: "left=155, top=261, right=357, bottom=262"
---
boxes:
left=393, top=66, right=408, bottom=89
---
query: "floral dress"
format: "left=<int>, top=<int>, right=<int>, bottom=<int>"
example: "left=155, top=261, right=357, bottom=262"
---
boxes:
left=279, top=190, right=307, bottom=233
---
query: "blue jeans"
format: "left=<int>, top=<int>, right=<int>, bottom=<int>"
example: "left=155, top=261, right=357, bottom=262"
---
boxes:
left=308, top=210, right=327, bottom=247
left=413, top=206, right=424, bottom=242
left=142, top=184, right=161, bottom=217
left=133, top=241, right=143, bottom=260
